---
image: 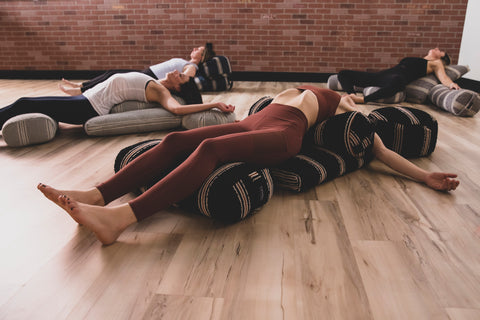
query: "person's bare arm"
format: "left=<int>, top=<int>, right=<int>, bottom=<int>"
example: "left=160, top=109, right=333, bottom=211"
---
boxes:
left=146, top=82, right=235, bottom=115
left=372, top=133, right=459, bottom=191
left=428, top=60, right=461, bottom=90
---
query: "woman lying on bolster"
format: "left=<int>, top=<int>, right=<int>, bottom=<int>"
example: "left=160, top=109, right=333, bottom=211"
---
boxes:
left=59, top=43, right=216, bottom=96
left=0, top=70, right=234, bottom=129
left=338, top=48, right=461, bottom=104
left=38, top=87, right=459, bottom=245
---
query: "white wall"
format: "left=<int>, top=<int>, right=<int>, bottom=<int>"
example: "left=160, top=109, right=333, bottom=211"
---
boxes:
left=458, top=0, right=480, bottom=81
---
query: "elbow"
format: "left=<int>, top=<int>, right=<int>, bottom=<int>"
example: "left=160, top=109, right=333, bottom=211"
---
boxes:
left=167, top=106, right=183, bottom=115
left=373, top=146, right=388, bottom=162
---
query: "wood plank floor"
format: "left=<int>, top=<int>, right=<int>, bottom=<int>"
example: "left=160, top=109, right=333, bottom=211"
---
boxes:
left=0, top=79, right=479, bottom=320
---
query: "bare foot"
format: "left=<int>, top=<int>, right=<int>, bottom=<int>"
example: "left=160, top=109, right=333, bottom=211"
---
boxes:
left=59, top=84, right=82, bottom=96
left=37, top=183, right=105, bottom=206
left=62, top=78, right=82, bottom=88
left=56, top=195, right=136, bottom=245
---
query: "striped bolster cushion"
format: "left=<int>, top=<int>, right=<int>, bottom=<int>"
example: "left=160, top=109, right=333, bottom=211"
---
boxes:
left=114, top=140, right=273, bottom=223
left=309, top=111, right=375, bottom=159
left=405, top=65, right=470, bottom=104
left=182, top=162, right=273, bottom=223
left=428, top=84, right=480, bottom=117
left=271, top=146, right=371, bottom=193
left=195, top=56, right=233, bottom=92
left=368, top=106, right=438, bottom=158
left=182, top=109, right=236, bottom=130
left=194, top=74, right=233, bottom=92
left=110, top=95, right=185, bottom=113
left=248, top=96, right=273, bottom=115
left=198, top=56, right=232, bottom=77
left=363, top=86, right=406, bottom=104
left=2, top=113, right=58, bottom=147
left=84, top=108, right=182, bottom=136
left=327, top=74, right=363, bottom=92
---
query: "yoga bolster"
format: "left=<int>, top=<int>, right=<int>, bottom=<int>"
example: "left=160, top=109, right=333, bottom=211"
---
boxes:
left=307, top=111, right=375, bottom=159
left=114, top=139, right=274, bottom=223
left=368, top=106, right=438, bottom=158
left=2, top=113, right=58, bottom=147
left=182, top=109, right=236, bottom=130
left=405, top=65, right=470, bottom=104
left=362, top=86, right=406, bottom=104
left=194, top=56, right=233, bottom=92
left=270, top=146, right=371, bottom=193
left=327, top=74, right=364, bottom=93
left=428, top=84, right=480, bottom=117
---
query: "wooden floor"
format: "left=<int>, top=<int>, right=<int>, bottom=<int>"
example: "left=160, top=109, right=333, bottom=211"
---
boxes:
left=0, top=79, right=479, bottom=320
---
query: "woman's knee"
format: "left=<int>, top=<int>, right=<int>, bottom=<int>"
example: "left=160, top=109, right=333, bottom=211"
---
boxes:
left=161, top=131, right=189, bottom=146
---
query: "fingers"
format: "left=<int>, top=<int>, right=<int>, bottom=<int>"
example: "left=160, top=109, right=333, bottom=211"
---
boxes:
left=443, top=173, right=458, bottom=178
left=442, top=176, right=459, bottom=191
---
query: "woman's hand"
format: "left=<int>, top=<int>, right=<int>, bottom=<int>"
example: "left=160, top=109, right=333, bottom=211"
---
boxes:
left=216, top=102, right=235, bottom=113
left=449, top=82, right=461, bottom=90
left=424, top=172, right=459, bottom=191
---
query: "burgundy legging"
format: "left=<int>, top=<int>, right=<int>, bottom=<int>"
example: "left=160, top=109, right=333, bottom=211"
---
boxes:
left=97, top=103, right=308, bottom=221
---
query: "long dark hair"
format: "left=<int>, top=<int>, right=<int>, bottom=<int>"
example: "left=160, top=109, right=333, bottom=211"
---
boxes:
left=201, top=42, right=216, bottom=63
left=441, top=53, right=451, bottom=66
left=176, top=77, right=203, bottom=104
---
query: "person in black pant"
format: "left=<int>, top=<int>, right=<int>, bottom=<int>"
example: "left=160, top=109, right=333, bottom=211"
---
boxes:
left=59, top=43, right=216, bottom=96
left=337, top=48, right=461, bottom=104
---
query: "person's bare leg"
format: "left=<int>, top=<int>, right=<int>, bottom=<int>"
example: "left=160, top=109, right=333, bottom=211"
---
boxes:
left=61, top=78, right=82, bottom=88
left=58, top=84, right=82, bottom=96
left=56, top=195, right=137, bottom=245
left=38, top=183, right=105, bottom=206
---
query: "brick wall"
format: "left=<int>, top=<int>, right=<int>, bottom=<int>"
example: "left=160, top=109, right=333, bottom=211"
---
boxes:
left=0, top=0, right=468, bottom=74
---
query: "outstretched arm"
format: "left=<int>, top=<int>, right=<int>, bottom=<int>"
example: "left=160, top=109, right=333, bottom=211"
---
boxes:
left=145, top=81, right=235, bottom=115
left=372, top=133, right=459, bottom=191
left=428, top=60, right=461, bottom=90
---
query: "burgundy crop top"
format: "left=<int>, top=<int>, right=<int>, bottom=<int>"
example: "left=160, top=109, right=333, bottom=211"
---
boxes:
left=297, top=85, right=341, bottom=124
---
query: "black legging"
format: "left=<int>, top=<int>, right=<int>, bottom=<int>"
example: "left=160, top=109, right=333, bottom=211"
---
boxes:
left=338, top=69, right=407, bottom=103
left=80, top=68, right=156, bottom=92
left=0, top=95, right=98, bottom=128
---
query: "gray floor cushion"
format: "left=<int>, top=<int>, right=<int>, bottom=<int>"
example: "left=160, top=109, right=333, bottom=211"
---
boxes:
left=84, top=108, right=183, bottom=136
left=2, top=113, right=58, bottom=147
left=182, top=109, right=236, bottom=129
left=405, top=65, right=470, bottom=104
left=428, top=84, right=480, bottom=117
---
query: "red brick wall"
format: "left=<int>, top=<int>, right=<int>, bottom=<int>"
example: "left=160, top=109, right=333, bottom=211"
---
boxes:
left=0, top=0, right=468, bottom=73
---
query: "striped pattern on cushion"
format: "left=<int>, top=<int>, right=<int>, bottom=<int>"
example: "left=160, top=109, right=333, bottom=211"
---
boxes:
left=368, top=106, right=438, bottom=158
left=195, top=56, right=233, bottom=92
left=327, top=74, right=363, bottom=92
left=248, top=96, right=273, bottom=115
left=363, top=86, right=406, bottom=104
left=198, top=56, right=232, bottom=77
left=327, top=74, right=343, bottom=91
left=428, top=84, right=480, bottom=117
left=271, top=146, right=371, bottom=193
left=309, top=111, right=375, bottom=159
left=183, top=162, right=273, bottom=223
left=114, top=140, right=274, bottom=223
left=182, top=109, right=236, bottom=129
left=405, top=65, right=470, bottom=104
left=114, top=139, right=161, bottom=193
left=2, top=113, right=58, bottom=147
left=194, top=74, right=232, bottom=92
left=110, top=95, right=185, bottom=113
left=84, top=108, right=182, bottom=136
